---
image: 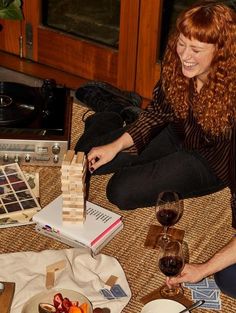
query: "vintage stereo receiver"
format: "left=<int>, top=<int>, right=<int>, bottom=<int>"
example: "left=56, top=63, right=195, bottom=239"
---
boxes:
left=0, top=79, right=72, bottom=166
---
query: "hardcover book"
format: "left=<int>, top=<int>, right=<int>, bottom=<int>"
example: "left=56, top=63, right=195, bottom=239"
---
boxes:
left=33, top=195, right=123, bottom=253
left=35, top=222, right=123, bottom=255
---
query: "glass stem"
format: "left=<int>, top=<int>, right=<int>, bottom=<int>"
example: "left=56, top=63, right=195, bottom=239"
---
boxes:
left=163, top=226, right=169, bottom=240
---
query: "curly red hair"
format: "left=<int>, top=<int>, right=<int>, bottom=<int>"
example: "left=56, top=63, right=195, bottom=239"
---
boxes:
left=162, top=0, right=236, bottom=135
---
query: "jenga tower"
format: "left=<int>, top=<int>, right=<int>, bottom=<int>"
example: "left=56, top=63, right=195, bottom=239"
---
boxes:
left=61, top=150, right=87, bottom=224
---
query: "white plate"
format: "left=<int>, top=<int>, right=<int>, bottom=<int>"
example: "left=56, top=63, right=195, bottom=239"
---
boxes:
left=141, top=299, right=189, bottom=313
left=21, top=289, right=93, bottom=313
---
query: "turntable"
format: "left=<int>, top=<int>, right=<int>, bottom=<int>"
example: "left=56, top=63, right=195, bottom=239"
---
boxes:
left=0, top=79, right=72, bottom=166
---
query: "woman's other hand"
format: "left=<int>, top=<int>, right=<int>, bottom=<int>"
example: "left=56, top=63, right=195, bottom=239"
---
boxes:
left=87, top=143, right=119, bottom=172
left=87, top=132, right=134, bottom=173
left=166, top=263, right=207, bottom=287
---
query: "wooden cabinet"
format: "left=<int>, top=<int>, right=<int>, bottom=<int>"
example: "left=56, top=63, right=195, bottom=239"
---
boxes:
left=0, top=0, right=163, bottom=102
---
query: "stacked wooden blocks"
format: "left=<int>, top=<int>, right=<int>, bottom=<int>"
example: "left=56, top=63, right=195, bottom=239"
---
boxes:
left=61, top=150, right=87, bottom=224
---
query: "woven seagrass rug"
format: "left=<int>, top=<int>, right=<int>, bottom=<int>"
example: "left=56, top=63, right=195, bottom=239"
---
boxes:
left=0, top=102, right=235, bottom=313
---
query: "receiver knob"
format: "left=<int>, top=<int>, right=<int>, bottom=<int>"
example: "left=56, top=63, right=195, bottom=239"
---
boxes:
left=14, top=155, right=20, bottom=163
left=25, top=154, right=31, bottom=163
left=3, top=154, right=8, bottom=162
left=53, top=155, right=59, bottom=163
left=52, top=144, right=60, bottom=155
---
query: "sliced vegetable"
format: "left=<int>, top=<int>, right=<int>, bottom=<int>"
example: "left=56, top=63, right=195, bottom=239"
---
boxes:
left=79, top=302, right=88, bottom=313
left=68, top=306, right=83, bottom=313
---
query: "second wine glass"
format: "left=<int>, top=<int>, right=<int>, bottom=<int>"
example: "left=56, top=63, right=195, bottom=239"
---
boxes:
left=155, top=191, right=183, bottom=247
left=158, top=239, right=184, bottom=298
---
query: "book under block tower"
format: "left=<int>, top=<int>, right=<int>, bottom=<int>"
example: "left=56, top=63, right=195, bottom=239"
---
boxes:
left=61, top=150, right=87, bottom=224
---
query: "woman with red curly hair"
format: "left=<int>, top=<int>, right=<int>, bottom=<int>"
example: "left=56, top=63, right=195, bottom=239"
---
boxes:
left=76, top=1, right=236, bottom=297
left=83, top=0, right=236, bottom=222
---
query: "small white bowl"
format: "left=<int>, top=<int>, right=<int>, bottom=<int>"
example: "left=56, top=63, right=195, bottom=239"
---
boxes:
left=141, top=299, right=189, bottom=313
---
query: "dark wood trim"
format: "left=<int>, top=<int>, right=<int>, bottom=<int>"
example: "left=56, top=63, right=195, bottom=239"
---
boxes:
left=117, top=0, right=140, bottom=90
left=136, top=0, right=162, bottom=99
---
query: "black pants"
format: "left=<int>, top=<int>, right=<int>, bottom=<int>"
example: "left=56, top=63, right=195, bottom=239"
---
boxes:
left=77, top=112, right=225, bottom=210
left=214, top=264, right=236, bottom=298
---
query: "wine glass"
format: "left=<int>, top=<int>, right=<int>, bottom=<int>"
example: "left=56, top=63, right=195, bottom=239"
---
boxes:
left=158, top=239, right=184, bottom=297
left=155, top=191, right=183, bottom=247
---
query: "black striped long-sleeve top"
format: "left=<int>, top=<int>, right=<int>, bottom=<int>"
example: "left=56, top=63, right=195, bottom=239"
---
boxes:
left=126, top=80, right=236, bottom=228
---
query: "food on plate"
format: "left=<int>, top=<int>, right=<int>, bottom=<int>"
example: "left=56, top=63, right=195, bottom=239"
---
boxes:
left=38, top=303, right=56, bottom=313
left=93, top=309, right=103, bottom=313
left=38, top=292, right=89, bottom=313
left=68, top=306, right=83, bottom=313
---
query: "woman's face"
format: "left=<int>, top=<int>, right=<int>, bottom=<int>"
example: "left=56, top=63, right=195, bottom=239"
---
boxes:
left=176, top=33, right=216, bottom=83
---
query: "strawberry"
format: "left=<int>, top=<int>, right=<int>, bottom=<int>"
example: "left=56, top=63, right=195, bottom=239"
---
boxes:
left=53, top=293, right=64, bottom=309
left=62, top=297, right=73, bottom=312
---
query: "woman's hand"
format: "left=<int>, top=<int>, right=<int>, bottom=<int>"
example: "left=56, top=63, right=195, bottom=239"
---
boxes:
left=87, top=132, right=134, bottom=173
left=87, top=142, right=120, bottom=173
left=166, top=263, right=208, bottom=287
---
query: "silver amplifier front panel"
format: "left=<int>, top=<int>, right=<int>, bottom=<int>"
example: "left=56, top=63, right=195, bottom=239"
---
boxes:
left=0, top=139, right=69, bottom=167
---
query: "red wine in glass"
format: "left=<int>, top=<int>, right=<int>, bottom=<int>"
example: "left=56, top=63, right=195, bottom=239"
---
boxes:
left=158, top=239, right=184, bottom=297
left=156, top=209, right=179, bottom=227
left=155, top=191, right=183, bottom=247
left=159, top=256, right=184, bottom=276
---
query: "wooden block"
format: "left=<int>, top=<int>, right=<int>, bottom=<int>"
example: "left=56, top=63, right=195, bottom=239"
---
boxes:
left=66, top=177, right=84, bottom=184
left=62, top=209, right=84, bottom=217
left=63, top=200, right=84, bottom=206
left=69, top=186, right=85, bottom=193
left=62, top=211, right=83, bottom=216
left=46, top=271, right=55, bottom=289
left=0, top=282, right=15, bottom=313
left=63, top=213, right=84, bottom=218
left=66, top=182, right=84, bottom=188
left=46, top=260, right=66, bottom=289
left=62, top=208, right=84, bottom=214
left=63, top=218, right=84, bottom=223
left=63, top=198, right=84, bottom=204
left=62, top=196, right=84, bottom=201
left=62, top=194, right=84, bottom=200
left=62, top=199, right=84, bottom=205
left=66, top=174, right=84, bottom=180
left=68, top=165, right=84, bottom=172
left=69, top=175, right=84, bottom=181
left=62, top=150, right=75, bottom=165
left=62, top=212, right=84, bottom=217
left=105, top=275, right=118, bottom=288
left=76, top=151, right=85, bottom=165
left=144, top=225, right=185, bottom=249
left=62, top=203, right=84, bottom=208
left=46, top=260, right=66, bottom=272
left=63, top=208, right=84, bottom=213
left=61, top=186, right=69, bottom=192
left=61, top=179, right=70, bottom=184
